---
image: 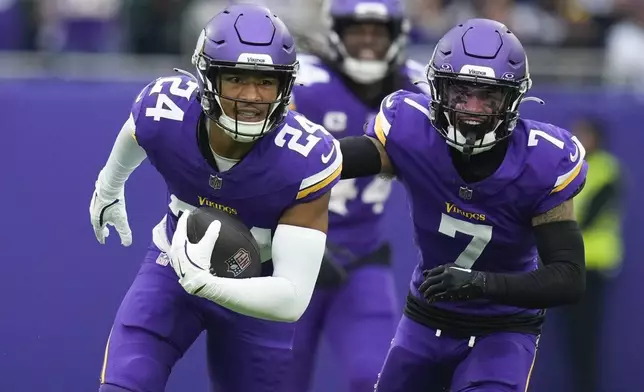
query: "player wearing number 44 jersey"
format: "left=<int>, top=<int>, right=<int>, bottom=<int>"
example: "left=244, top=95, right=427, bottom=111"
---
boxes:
left=339, top=19, right=588, bottom=392
left=89, top=5, right=342, bottom=392
left=286, top=0, right=427, bottom=391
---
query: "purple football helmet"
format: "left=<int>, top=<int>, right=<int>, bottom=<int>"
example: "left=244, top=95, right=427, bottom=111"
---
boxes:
left=323, top=0, right=409, bottom=84
left=191, top=4, right=298, bottom=142
left=426, top=19, right=533, bottom=156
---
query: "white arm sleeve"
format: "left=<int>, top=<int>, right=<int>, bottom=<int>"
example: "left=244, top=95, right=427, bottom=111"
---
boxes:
left=98, top=114, right=147, bottom=197
left=199, top=224, right=326, bottom=322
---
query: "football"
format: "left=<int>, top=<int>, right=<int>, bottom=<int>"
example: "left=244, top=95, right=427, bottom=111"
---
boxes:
left=185, top=206, right=262, bottom=279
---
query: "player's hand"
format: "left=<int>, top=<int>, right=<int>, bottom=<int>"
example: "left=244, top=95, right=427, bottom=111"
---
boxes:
left=419, top=263, right=487, bottom=302
left=90, top=176, right=132, bottom=246
left=168, top=210, right=221, bottom=296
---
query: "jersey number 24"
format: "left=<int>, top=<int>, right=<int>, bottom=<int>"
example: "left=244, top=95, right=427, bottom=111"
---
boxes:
left=143, top=77, right=334, bottom=161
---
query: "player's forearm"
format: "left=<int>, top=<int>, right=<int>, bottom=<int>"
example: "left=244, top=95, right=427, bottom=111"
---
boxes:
left=98, top=114, right=147, bottom=197
left=484, top=261, right=584, bottom=308
left=198, top=275, right=311, bottom=322
left=198, top=225, right=325, bottom=322
left=338, top=136, right=383, bottom=178
left=484, top=221, right=586, bottom=308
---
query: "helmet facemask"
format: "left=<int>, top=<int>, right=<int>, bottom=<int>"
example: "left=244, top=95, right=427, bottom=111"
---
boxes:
left=427, top=65, right=529, bottom=156
left=194, top=54, right=298, bottom=143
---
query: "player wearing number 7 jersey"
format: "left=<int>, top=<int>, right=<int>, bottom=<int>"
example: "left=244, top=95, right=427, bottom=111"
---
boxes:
left=284, top=0, right=427, bottom=390
left=338, top=19, right=588, bottom=392
left=89, top=5, right=342, bottom=392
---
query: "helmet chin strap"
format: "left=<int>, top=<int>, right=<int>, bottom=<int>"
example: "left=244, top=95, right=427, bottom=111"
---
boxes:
left=217, top=114, right=267, bottom=143
left=342, top=57, right=388, bottom=84
left=461, top=131, right=477, bottom=161
left=446, top=127, right=497, bottom=156
left=444, top=111, right=498, bottom=157
left=209, top=95, right=281, bottom=143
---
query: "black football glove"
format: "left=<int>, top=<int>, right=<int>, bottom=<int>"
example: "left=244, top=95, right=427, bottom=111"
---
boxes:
left=419, top=263, right=487, bottom=303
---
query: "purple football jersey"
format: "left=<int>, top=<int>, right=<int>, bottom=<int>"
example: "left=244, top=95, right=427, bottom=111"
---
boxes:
left=129, top=73, right=342, bottom=244
left=290, top=54, right=428, bottom=261
left=365, top=90, right=588, bottom=316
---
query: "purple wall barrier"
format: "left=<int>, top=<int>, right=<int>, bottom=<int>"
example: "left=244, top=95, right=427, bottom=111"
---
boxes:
left=1, top=79, right=642, bottom=392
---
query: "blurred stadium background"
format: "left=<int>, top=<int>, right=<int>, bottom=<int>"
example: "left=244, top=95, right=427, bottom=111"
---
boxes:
left=2, top=0, right=644, bottom=87
left=1, top=1, right=643, bottom=392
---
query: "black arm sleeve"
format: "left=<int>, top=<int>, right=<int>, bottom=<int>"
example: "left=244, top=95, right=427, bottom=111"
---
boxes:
left=338, top=136, right=382, bottom=179
left=483, top=220, right=586, bottom=309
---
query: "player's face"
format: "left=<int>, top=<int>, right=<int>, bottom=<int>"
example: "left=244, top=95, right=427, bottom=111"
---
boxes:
left=341, top=22, right=391, bottom=61
left=218, top=70, right=280, bottom=122
left=446, top=82, right=505, bottom=125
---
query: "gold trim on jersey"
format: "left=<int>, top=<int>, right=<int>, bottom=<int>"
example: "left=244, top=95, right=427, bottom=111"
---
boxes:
left=524, top=348, right=538, bottom=392
left=125, top=113, right=139, bottom=144
left=551, top=137, right=586, bottom=194
left=99, top=328, right=113, bottom=384
left=374, top=111, right=391, bottom=146
left=297, top=163, right=342, bottom=199
left=297, top=141, right=343, bottom=199
left=551, top=163, right=583, bottom=193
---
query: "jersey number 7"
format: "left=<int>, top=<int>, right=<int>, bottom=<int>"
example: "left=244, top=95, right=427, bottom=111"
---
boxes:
left=438, top=214, right=493, bottom=269
left=437, top=128, right=572, bottom=268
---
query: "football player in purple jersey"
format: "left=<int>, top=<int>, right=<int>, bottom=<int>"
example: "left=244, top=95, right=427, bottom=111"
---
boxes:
left=89, top=4, right=343, bottom=392
left=285, top=1, right=428, bottom=390
left=339, top=18, right=587, bottom=392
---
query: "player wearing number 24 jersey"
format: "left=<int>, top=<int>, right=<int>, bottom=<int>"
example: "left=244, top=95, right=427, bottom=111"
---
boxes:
left=338, top=19, right=588, bottom=392
left=285, top=0, right=427, bottom=391
left=88, top=5, right=342, bottom=392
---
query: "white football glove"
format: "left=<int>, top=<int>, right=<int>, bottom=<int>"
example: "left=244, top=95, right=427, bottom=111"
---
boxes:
left=169, top=210, right=222, bottom=297
left=89, top=175, right=132, bottom=246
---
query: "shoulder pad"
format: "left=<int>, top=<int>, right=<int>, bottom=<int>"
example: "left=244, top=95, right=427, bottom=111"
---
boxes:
left=365, top=89, right=429, bottom=146
left=276, top=112, right=343, bottom=202
left=131, top=74, right=200, bottom=151
left=521, top=120, right=589, bottom=215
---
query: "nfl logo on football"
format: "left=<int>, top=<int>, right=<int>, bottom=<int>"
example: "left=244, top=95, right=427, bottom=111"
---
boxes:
left=226, top=248, right=252, bottom=277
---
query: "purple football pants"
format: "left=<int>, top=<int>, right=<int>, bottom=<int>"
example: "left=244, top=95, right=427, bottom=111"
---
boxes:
left=375, top=314, right=539, bottom=392
left=287, top=266, right=398, bottom=392
left=98, top=247, right=295, bottom=392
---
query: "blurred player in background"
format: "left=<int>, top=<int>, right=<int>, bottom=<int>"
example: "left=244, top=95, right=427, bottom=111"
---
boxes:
left=338, top=18, right=588, bottom=391
left=286, top=0, right=427, bottom=390
left=563, top=116, right=622, bottom=392
left=89, top=4, right=341, bottom=392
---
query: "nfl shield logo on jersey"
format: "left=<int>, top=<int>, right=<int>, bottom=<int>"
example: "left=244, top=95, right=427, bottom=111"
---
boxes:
left=323, top=111, right=347, bottom=132
left=459, top=186, right=473, bottom=200
left=209, top=174, right=222, bottom=190
left=226, top=248, right=252, bottom=277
